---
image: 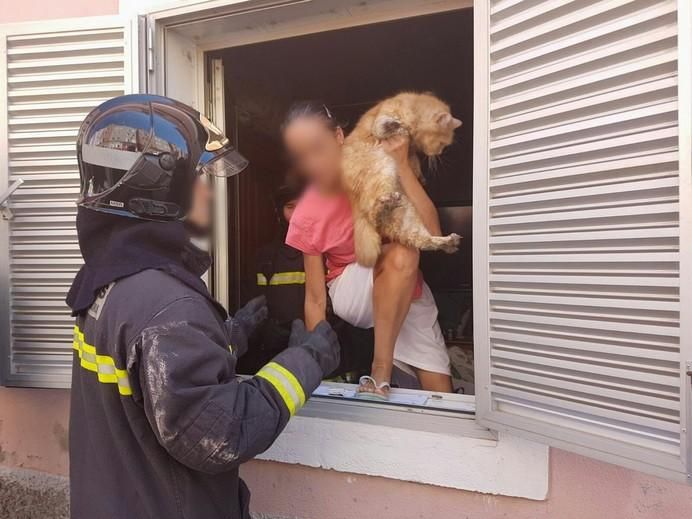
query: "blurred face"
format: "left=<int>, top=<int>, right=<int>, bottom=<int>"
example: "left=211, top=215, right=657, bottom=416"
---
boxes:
left=283, top=117, right=344, bottom=191
left=283, top=198, right=298, bottom=222
left=186, top=175, right=212, bottom=234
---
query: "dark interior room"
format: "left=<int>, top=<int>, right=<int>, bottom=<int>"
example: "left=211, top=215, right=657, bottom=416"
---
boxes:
left=209, top=8, right=474, bottom=391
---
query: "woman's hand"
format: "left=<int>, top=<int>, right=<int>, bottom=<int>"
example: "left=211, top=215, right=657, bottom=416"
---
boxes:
left=380, top=135, right=410, bottom=170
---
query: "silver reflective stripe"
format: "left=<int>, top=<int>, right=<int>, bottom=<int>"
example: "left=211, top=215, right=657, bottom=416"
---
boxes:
left=81, top=144, right=139, bottom=170
left=261, top=364, right=302, bottom=410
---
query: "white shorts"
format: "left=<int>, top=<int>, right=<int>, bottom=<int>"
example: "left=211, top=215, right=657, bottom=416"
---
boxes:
left=328, top=262, right=451, bottom=376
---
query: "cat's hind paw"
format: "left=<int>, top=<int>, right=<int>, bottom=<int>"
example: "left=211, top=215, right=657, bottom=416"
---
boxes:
left=435, top=233, right=462, bottom=254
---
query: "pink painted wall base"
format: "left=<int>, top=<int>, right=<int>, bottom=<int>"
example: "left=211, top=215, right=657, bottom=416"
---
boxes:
left=0, top=0, right=118, bottom=23
left=0, top=387, right=690, bottom=519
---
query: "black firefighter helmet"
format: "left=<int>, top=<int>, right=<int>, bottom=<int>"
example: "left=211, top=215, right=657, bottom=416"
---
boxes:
left=76, top=94, right=249, bottom=220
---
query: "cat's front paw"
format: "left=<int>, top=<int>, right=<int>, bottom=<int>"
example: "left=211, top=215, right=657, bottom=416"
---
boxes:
left=437, top=233, right=462, bottom=254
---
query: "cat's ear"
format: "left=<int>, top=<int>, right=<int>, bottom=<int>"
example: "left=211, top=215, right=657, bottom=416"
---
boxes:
left=437, top=112, right=462, bottom=129
left=373, top=114, right=405, bottom=139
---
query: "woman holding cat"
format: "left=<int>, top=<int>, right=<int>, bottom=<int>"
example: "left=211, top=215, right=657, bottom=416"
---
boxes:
left=283, top=101, right=452, bottom=399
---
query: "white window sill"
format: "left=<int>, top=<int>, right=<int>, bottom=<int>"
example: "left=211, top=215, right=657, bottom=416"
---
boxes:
left=258, top=387, right=549, bottom=500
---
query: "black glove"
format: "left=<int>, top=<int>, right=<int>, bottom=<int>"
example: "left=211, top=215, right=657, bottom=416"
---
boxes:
left=226, top=295, right=268, bottom=357
left=288, top=319, right=340, bottom=376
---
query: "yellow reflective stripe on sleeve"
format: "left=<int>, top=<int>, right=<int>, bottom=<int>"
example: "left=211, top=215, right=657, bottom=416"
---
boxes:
left=73, top=325, right=132, bottom=396
left=257, top=271, right=305, bottom=286
left=256, top=361, right=306, bottom=416
left=269, top=271, right=305, bottom=286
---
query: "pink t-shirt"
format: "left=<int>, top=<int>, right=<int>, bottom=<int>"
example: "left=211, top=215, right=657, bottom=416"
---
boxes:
left=286, top=187, right=423, bottom=297
left=286, top=187, right=355, bottom=281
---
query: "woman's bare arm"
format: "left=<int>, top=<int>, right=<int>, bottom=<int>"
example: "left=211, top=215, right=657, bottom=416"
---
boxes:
left=398, top=163, right=442, bottom=236
left=383, top=136, right=442, bottom=236
left=303, top=253, right=327, bottom=330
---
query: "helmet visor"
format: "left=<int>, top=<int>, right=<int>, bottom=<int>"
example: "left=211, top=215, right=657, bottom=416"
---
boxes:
left=198, top=145, right=249, bottom=178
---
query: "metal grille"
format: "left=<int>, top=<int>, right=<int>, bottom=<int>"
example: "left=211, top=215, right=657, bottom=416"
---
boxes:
left=479, top=0, right=685, bottom=478
left=3, top=25, right=128, bottom=387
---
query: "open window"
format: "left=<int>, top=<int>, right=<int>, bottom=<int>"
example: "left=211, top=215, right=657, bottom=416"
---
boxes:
left=206, top=8, right=476, bottom=408
left=152, top=0, right=691, bottom=484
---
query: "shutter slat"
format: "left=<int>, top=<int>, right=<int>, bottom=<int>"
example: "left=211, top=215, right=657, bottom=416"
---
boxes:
left=490, top=177, right=679, bottom=207
left=490, top=0, right=638, bottom=52
left=2, top=20, right=133, bottom=388
left=491, top=74, right=677, bottom=131
left=491, top=367, right=679, bottom=412
left=490, top=227, right=679, bottom=244
left=491, top=349, right=678, bottom=390
left=490, top=311, right=678, bottom=337
left=490, top=152, right=678, bottom=188
left=490, top=127, right=677, bottom=169
left=489, top=274, right=678, bottom=287
left=490, top=101, right=678, bottom=152
left=490, top=50, right=678, bottom=112
left=491, top=25, right=677, bottom=93
left=490, top=292, right=679, bottom=312
left=489, top=202, right=678, bottom=226
left=6, top=38, right=124, bottom=56
left=490, top=385, right=679, bottom=434
left=491, top=2, right=677, bottom=73
left=490, top=0, right=576, bottom=34
left=490, top=331, right=678, bottom=363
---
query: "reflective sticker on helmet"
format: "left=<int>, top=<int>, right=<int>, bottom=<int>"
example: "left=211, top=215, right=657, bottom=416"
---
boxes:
left=199, top=114, right=229, bottom=152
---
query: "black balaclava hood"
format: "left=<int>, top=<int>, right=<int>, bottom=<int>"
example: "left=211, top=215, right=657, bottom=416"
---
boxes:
left=66, top=207, right=227, bottom=318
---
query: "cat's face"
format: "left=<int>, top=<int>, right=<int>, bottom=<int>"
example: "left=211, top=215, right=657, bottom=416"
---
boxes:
left=412, top=97, right=462, bottom=157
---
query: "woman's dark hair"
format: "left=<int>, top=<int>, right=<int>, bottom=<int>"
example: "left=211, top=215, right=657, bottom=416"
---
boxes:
left=281, top=100, right=341, bottom=133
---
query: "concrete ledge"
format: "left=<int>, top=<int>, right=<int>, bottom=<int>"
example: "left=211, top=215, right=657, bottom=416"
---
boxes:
left=0, top=466, right=69, bottom=519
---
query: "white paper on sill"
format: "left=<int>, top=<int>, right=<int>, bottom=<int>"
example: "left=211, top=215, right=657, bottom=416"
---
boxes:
left=313, top=385, right=429, bottom=406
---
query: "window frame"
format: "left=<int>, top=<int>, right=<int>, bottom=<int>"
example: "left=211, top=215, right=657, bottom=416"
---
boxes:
left=142, top=0, right=550, bottom=498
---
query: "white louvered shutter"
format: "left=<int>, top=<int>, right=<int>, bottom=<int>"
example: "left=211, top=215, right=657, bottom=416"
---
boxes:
left=474, top=0, right=691, bottom=481
left=0, top=16, right=139, bottom=388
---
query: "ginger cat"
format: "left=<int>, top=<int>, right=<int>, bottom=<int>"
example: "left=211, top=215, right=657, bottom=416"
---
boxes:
left=342, top=92, right=462, bottom=267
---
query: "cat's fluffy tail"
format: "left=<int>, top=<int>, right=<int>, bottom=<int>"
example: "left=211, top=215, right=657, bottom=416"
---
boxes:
left=354, top=216, right=381, bottom=267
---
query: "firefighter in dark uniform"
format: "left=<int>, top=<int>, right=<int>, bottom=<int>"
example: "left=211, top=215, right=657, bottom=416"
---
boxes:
left=238, top=184, right=305, bottom=373
left=66, top=94, right=340, bottom=519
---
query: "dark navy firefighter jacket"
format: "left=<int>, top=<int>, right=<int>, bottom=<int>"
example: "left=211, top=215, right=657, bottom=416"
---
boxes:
left=69, top=268, right=323, bottom=518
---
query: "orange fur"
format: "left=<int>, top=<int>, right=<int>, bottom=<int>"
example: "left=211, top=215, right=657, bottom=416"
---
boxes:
left=342, top=92, right=462, bottom=267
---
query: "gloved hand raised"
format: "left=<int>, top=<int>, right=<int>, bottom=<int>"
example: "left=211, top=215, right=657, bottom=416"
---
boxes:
left=226, top=295, right=268, bottom=356
left=288, top=320, right=340, bottom=377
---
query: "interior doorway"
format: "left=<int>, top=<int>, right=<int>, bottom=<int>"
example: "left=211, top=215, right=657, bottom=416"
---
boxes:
left=208, top=8, right=475, bottom=394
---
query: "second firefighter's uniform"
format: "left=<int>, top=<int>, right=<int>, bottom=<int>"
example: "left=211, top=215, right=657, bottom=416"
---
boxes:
left=238, top=238, right=305, bottom=373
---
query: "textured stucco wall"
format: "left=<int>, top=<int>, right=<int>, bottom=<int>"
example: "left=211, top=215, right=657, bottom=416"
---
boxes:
left=1, top=387, right=691, bottom=519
